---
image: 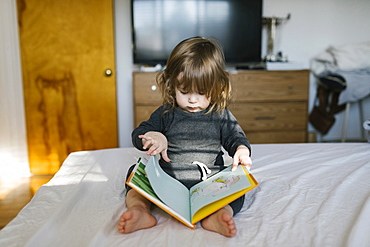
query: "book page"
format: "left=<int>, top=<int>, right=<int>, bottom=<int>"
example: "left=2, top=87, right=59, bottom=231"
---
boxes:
left=127, top=158, right=195, bottom=228
left=129, top=158, right=160, bottom=200
left=145, top=156, right=191, bottom=221
left=189, top=165, right=252, bottom=217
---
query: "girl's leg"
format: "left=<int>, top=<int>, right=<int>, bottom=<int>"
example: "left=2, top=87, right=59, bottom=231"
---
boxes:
left=117, top=189, right=157, bottom=233
left=229, top=195, right=245, bottom=216
left=200, top=205, right=236, bottom=237
left=200, top=195, right=245, bottom=237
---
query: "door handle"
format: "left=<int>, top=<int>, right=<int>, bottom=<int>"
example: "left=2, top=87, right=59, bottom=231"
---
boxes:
left=105, top=69, right=113, bottom=77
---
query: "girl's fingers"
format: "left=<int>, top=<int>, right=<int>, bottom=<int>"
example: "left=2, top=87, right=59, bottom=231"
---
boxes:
left=143, top=140, right=153, bottom=150
left=231, top=156, right=240, bottom=171
left=231, top=164, right=238, bottom=172
left=138, top=133, right=169, bottom=159
left=139, top=135, right=153, bottom=150
left=147, top=144, right=158, bottom=155
left=239, top=157, right=252, bottom=172
left=231, top=155, right=252, bottom=172
left=161, top=150, right=171, bottom=162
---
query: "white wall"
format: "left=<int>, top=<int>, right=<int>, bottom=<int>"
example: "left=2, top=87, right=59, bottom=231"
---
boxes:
left=0, top=0, right=30, bottom=176
left=115, top=0, right=370, bottom=145
left=262, top=0, right=370, bottom=141
left=2, top=0, right=369, bottom=164
left=114, top=0, right=134, bottom=147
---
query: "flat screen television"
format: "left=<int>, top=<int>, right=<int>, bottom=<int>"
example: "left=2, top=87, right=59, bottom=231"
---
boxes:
left=131, top=0, right=263, bottom=67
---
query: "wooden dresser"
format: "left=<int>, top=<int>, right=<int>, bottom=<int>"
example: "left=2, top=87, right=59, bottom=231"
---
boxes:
left=133, top=70, right=310, bottom=144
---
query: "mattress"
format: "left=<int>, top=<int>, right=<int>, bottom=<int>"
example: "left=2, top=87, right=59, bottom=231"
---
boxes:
left=1, top=143, right=369, bottom=247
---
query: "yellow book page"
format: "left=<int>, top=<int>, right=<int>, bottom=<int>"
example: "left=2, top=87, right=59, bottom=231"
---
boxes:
left=191, top=173, right=258, bottom=224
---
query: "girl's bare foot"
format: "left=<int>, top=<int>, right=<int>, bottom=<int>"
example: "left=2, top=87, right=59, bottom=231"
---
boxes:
left=117, top=205, right=156, bottom=233
left=201, top=206, right=237, bottom=237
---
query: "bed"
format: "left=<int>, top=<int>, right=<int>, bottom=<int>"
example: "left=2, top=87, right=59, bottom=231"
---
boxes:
left=1, top=143, right=369, bottom=246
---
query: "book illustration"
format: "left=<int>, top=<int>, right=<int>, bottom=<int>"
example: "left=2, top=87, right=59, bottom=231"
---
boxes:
left=126, top=156, right=258, bottom=229
left=126, top=157, right=194, bottom=228
left=190, top=174, right=241, bottom=205
left=129, top=159, right=159, bottom=200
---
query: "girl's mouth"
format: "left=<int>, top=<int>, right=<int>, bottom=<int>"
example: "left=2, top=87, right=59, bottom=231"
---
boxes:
left=187, top=107, right=199, bottom=111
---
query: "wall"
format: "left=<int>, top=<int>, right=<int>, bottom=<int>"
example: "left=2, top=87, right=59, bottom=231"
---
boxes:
left=115, top=0, right=370, bottom=146
left=1, top=0, right=370, bottom=164
left=0, top=0, right=29, bottom=175
left=114, top=0, right=135, bottom=147
left=262, top=0, right=370, bottom=142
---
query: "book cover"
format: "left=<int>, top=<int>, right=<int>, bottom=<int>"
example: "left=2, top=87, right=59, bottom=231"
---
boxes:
left=126, top=156, right=258, bottom=229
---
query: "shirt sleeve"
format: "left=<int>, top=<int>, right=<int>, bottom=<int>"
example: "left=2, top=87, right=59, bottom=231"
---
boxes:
left=131, top=106, right=166, bottom=150
left=220, top=109, right=251, bottom=157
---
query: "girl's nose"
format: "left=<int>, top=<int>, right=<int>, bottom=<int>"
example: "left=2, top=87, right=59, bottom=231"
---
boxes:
left=188, top=93, right=197, bottom=103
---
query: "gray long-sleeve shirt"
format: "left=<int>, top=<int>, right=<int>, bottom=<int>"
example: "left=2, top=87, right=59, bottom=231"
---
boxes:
left=132, top=105, right=251, bottom=188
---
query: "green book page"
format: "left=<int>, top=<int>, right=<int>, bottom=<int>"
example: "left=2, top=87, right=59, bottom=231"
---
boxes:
left=130, top=160, right=160, bottom=200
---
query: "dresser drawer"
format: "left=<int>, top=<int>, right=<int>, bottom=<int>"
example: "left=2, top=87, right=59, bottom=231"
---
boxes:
left=246, top=130, right=307, bottom=144
left=133, top=72, right=161, bottom=105
left=133, top=70, right=309, bottom=143
left=134, top=105, right=160, bottom=127
left=229, top=102, right=308, bottom=131
left=230, top=70, right=309, bottom=102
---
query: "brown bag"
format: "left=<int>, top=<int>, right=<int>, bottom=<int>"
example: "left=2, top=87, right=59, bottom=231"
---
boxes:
left=309, top=105, right=335, bottom=135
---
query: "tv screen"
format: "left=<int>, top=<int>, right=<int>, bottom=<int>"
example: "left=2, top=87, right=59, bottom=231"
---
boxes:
left=132, top=0, right=263, bottom=66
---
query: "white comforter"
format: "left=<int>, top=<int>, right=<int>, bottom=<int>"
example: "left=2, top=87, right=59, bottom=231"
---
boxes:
left=1, top=143, right=370, bottom=247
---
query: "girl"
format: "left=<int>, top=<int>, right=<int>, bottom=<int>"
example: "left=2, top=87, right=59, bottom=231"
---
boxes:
left=117, top=37, right=252, bottom=237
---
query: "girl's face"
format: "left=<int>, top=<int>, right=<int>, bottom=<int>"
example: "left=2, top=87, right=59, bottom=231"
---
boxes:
left=175, top=88, right=211, bottom=113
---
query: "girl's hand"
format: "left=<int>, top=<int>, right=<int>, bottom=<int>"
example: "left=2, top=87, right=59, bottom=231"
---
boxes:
left=232, top=145, right=252, bottom=172
left=138, top=132, right=171, bottom=162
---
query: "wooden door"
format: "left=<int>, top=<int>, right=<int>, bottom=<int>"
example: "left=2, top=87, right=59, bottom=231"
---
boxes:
left=17, top=0, right=118, bottom=174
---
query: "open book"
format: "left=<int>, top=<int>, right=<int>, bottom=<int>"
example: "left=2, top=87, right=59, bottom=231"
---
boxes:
left=126, top=156, right=258, bottom=229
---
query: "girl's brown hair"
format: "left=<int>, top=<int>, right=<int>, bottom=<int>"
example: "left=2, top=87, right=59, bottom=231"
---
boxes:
left=156, top=36, right=231, bottom=113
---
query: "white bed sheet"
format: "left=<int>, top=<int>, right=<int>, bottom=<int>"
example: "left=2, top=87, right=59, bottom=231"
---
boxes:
left=1, top=143, right=370, bottom=247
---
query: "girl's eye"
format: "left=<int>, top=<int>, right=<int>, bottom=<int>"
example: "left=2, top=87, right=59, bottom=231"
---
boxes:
left=198, top=92, right=206, bottom=95
left=180, top=91, right=188, bottom=94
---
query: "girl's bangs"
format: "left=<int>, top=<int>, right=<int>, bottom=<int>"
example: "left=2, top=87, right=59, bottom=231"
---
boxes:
left=178, top=65, right=214, bottom=96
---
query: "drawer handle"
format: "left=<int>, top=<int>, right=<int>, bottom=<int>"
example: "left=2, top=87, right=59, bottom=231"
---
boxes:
left=151, top=85, right=157, bottom=91
left=255, top=116, right=276, bottom=120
